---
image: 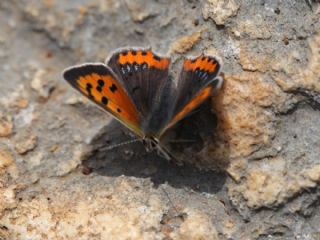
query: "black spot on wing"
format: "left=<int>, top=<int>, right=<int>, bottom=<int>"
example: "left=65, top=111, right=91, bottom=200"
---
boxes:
left=101, top=96, right=108, bottom=105
left=97, top=79, right=104, bottom=86
left=86, top=83, right=93, bottom=97
left=86, top=83, right=93, bottom=90
left=96, top=86, right=102, bottom=92
left=109, top=83, right=118, bottom=93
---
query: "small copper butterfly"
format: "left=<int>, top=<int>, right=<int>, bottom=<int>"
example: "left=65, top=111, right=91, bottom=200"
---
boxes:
left=63, top=47, right=223, bottom=160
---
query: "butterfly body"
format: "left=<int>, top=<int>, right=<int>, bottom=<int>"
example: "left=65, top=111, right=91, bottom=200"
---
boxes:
left=63, top=47, right=222, bottom=160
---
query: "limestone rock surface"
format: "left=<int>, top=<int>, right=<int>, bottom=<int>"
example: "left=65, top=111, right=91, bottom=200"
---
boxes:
left=0, top=0, right=319, bottom=239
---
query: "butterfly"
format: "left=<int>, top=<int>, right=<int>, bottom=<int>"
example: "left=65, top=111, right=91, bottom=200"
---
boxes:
left=63, top=47, right=223, bottom=160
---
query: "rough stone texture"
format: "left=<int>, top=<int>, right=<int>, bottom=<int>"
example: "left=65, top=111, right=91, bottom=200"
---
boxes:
left=0, top=114, right=13, bottom=138
left=0, top=0, right=320, bottom=239
left=202, top=0, right=240, bottom=25
left=169, top=31, right=202, bottom=54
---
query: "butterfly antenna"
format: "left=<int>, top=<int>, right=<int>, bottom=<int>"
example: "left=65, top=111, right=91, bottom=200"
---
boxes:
left=100, top=138, right=141, bottom=151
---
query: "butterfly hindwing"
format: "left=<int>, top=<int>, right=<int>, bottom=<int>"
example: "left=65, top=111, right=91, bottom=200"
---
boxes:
left=63, top=63, right=143, bottom=137
left=163, top=54, right=222, bottom=133
left=106, top=48, right=171, bottom=121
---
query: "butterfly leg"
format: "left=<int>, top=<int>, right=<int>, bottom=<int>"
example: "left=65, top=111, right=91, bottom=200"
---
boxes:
left=156, top=146, right=172, bottom=160
left=156, top=145, right=184, bottom=166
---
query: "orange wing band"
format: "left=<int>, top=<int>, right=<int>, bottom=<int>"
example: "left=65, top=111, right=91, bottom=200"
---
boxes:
left=183, top=55, right=218, bottom=73
left=118, top=49, right=170, bottom=70
left=166, top=85, right=213, bottom=130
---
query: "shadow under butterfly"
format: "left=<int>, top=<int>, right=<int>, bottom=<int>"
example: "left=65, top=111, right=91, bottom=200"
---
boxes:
left=81, top=110, right=228, bottom=194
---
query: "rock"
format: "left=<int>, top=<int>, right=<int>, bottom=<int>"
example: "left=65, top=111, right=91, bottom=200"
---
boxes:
left=13, top=133, right=38, bottom=155
left=125, top=0, right=157, bottom=22
left=303, top=165, right=320, bottom=183
left=54, top=146, right=82, bottom=176
left=0, top=114, right=13, bottom=137
left=0, top=84, right=29, bottom=110
left=233, top=15, right=272, bottom=40
left=64, top=93, right=89, bottom=105
left=28, top=152, right=43, bottom=167
left=0, top=226, right=11, bottom=240
left=1, top=0, right=320, bottom=239
left=0, top=147, right=14, bottom=170
left=273, top=32, right=320, bottom=92
left=240, top=46, right=271, bottom=72
left=240, top=158, right=287, bottom=208
left=202, top=0, right=240, bottom=25
left=170, top=209, right=218, bottom=240
left=12, top=98, right=29, bottom=109
left=0, top=184, right=18, bottom=218
left=169, top=31, right=202, bottom=54
left=209, top=73, right=285, bottom=162
left=31, top=69, right=55, bottom=99
left=14, top=104, right=36, bottom=128
left=0, top=177, right=165, bottom=240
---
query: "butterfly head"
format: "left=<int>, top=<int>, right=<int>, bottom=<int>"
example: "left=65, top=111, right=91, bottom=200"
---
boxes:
left=142, top=136, right=159, bottom=152
left=142, top=136, right=173, bottom=160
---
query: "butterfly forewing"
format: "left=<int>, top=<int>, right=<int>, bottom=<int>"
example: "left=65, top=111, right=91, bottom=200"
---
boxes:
left=63, top=63, right=143, bottom=137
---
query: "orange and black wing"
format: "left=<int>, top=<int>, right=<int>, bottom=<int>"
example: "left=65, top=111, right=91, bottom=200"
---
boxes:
left=106, top=48, right=171, bottom=120
left=63, top=63, right=143, bottom=137
left=162, top=54, right=222, bottom=134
